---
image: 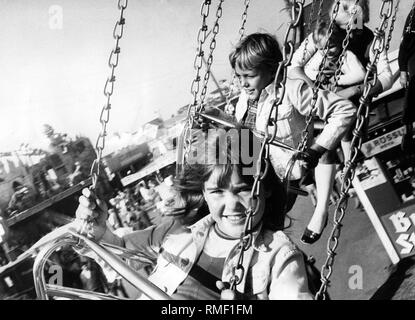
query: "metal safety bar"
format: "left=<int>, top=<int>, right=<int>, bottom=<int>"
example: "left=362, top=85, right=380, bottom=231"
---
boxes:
left=197, top=112, right=296, bottom=151
left=44, top=284, right=126, bottom=300
left=33, top=227, right=171, bottom=300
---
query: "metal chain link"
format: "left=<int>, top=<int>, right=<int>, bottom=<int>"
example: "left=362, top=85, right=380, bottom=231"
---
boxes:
left=178, top=0, right=212, bottom=172
left=315, top=0, right=394, bottom=300
left=384, top=0, right=399, bottom=52
left=179, top=0, right=226, bottom=173
left=293, top=0, right=342, bottom=156
left=301, top=0, right=318, bottom=64
left=330, top=0, right=360, bottom=91
left=198, top=0, right=225, bottom=108
left=78, top=0, right=128, bottom=238
left=316, top=0, right=324, bottom=24
left=238, top=0, right=250, bottom=39
left=229, top=0, right=305, bottom=291
left=301, top=0, right=324, bottom=65
left=225, top=0, right=251, bottom=115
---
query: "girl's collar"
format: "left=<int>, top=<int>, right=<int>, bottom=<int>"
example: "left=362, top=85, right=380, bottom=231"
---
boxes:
left=188, top=214, right=264, bottom=247
left=213, top=223, right=240, bottom=240
left=212, top=219, right=263, bottom=241
left=264, top=78, right=277, bottom=97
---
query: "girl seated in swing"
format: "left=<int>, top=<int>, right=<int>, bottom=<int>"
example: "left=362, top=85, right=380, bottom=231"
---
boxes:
left=74, top=127, right=314, bottom=300
left=294, top=20, right=366, bottom=90
left=287, top=0, right=393, bottom=244
left=290, top=0, right=393, bottom=100
left=287, top=20, right=367, bottom=244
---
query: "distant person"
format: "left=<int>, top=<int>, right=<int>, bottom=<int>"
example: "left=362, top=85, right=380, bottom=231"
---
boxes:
left=79, top=257, right=107, bottom=293
left=107, top=208, right=122, bottom=230
left=137, top=181, right=156, bottom=204
left=155, top=175, right=177, bottom=216
left=68, top=161, right=88, bottom=186
left=148, top=179, right=161, bottom=203
left=7, top=181, right=36, bottom=215
left=155, top=176, right=175, bottom=201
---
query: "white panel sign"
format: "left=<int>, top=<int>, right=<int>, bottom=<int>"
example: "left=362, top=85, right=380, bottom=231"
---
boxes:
left=361, top=126, right=405, bottom=157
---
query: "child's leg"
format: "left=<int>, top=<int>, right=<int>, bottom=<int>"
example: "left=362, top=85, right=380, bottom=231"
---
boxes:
left=306, top=162, right=336, bottom=233
left=340, top=115, right=355, bottom=164
left=341, top=140, right=352, bottom=163
left=301, top=171, right=317, bottom=206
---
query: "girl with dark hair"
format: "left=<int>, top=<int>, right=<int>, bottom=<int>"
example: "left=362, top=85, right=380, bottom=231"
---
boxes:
left=74, top=127, right=313, bottom=300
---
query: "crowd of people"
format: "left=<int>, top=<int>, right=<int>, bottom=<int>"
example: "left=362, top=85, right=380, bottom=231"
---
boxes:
left=69, top=0, right=415, bottom=300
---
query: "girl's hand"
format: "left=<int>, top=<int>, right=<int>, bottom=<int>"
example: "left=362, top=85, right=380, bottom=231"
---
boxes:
left=75, top=188, right=108, bottom=241
left=216, top=281, right=245, bottom=300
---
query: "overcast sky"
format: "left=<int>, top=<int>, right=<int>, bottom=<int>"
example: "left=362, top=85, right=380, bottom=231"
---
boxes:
left=0, top=0, right=296, bottom=151
left=0, top=0, right=408, bottom=152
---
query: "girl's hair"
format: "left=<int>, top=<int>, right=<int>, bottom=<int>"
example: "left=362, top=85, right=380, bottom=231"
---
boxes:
left=331, top=0, right=370, bottom=25
left=229, top=33, right=282, bottom=75
left=173, top=127, right=287, bottom=230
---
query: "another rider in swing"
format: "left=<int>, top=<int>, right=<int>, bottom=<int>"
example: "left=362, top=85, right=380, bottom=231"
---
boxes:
left=205, top=32, right=356, bottom=244
left=287, top=0, right=392, bottom=243
left=75, top=128, right=314, bottom=299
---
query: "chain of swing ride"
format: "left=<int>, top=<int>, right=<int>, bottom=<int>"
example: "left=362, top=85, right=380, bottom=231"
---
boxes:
left=301, top=0, right=318, bottom=63
left=385, top=0, right=400, bottom=52
left=182, top=0, right=250, bottom=167
left=181, top=0, right=213, bottom=170
left=315, top=0, right=395, bottom=300
left=294, top=0, right=342, bottom=154
left=330, top=0, right=360, bottom=91
left=78, top=0, right=128, bottom=237
left=301, top=0, right=325, bottom=66
left=225, top=0, right=251, bottom=115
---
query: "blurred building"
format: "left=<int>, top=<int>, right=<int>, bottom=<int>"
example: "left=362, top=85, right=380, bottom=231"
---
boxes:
left=0, top=125, right=97, bottom=215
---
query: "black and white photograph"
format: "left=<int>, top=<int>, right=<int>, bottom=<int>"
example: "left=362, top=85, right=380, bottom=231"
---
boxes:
left=1, top=0, right=415, bottom=306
